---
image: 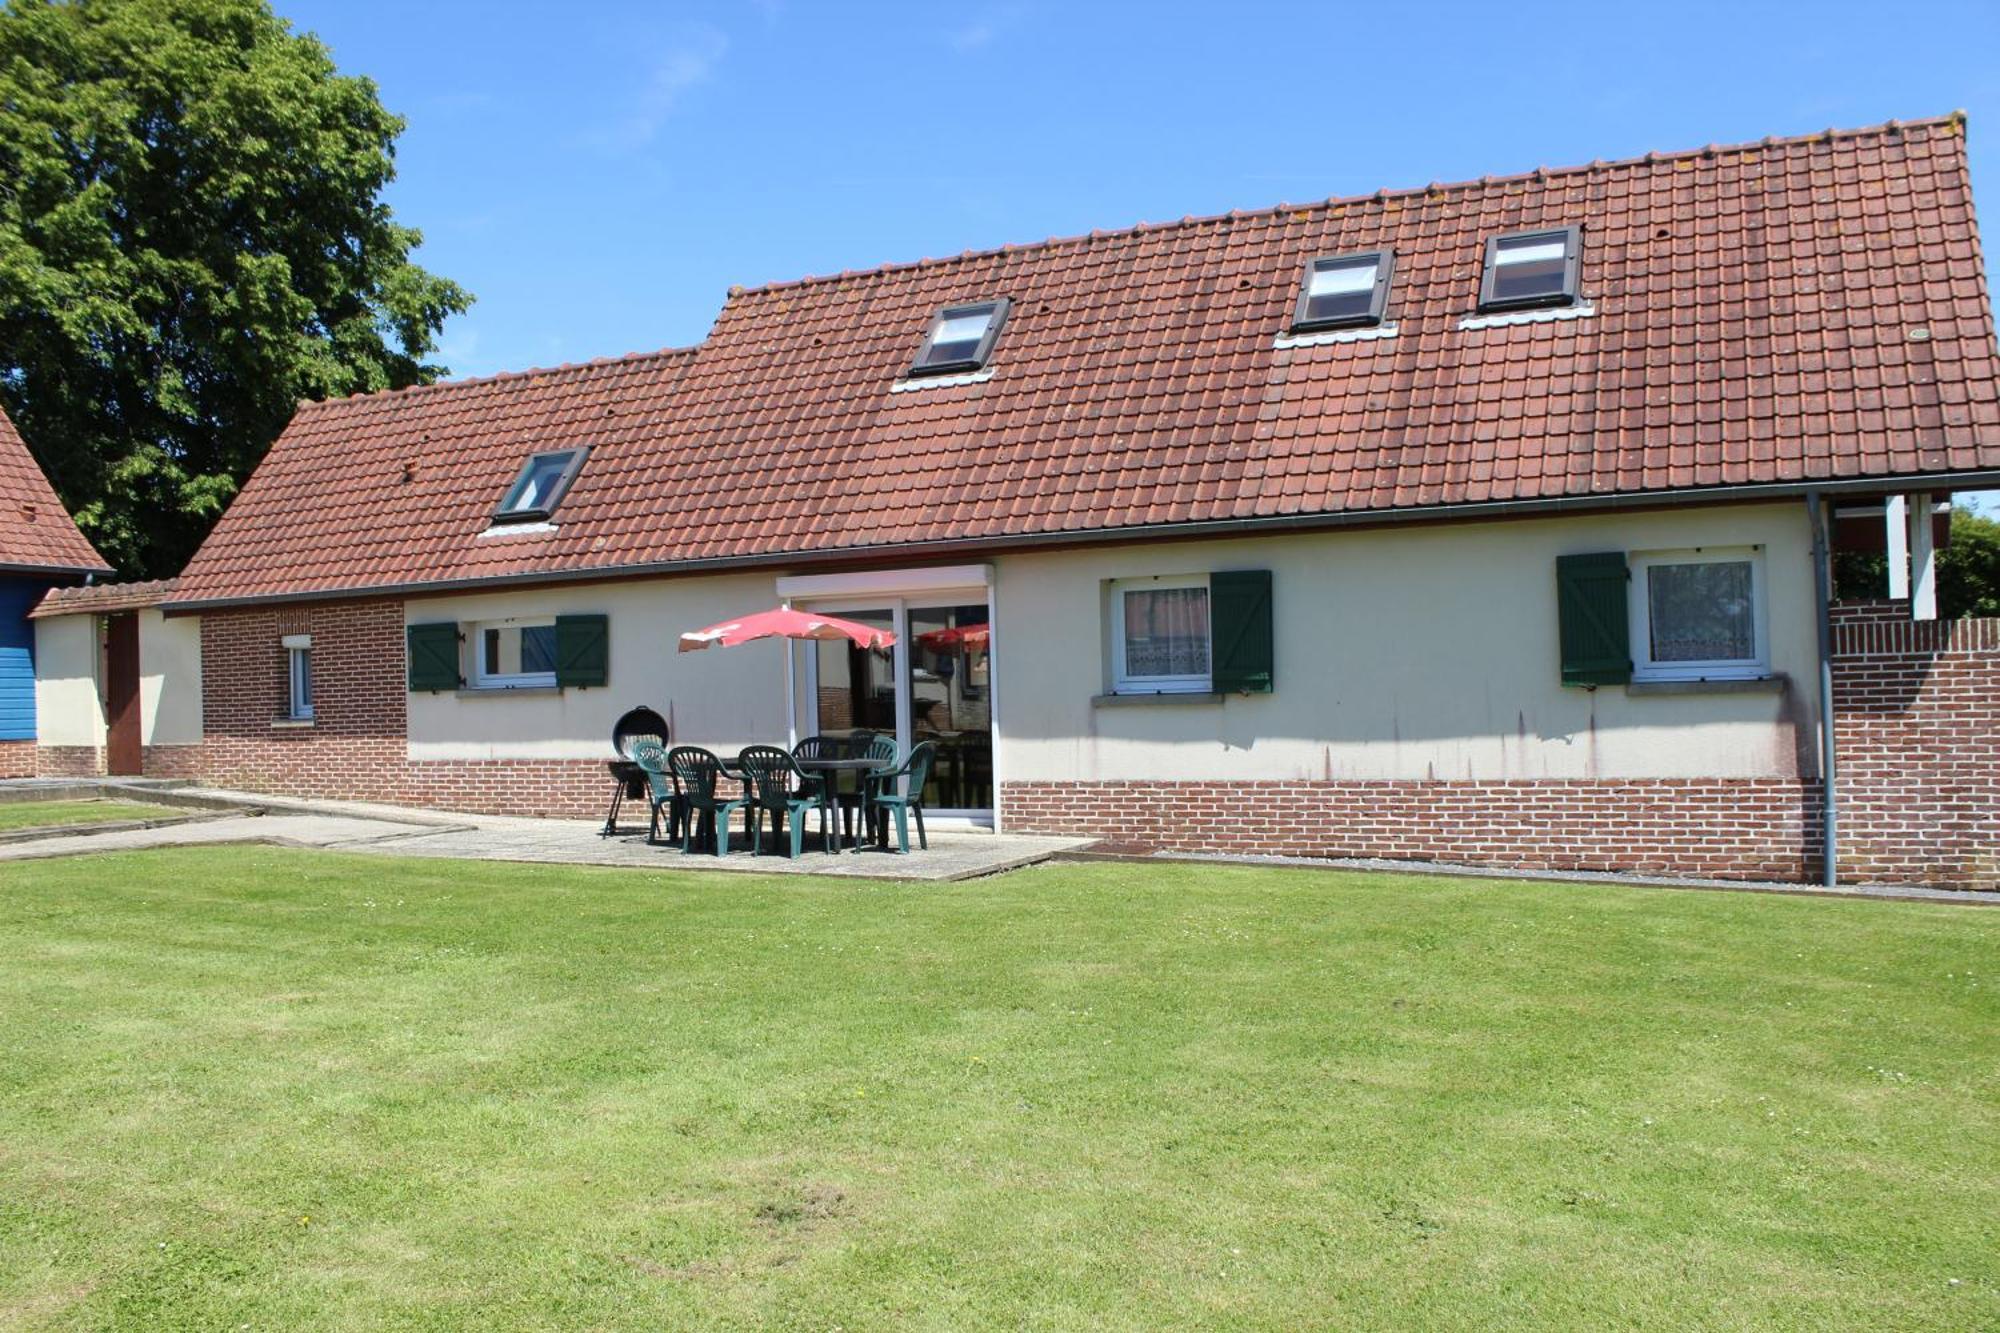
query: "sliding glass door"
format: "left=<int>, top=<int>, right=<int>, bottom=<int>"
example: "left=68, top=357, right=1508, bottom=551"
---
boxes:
left=804, top=596, right=992, bottom=820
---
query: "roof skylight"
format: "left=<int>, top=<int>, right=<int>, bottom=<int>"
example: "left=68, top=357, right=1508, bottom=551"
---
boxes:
left=494, top=447, right=587, bottom=523
left=1479, top=226, right=1582, bottom=311
left=910, top=299, right=1010, bottom=376
left=1292, top=251, right=1394, bottom=331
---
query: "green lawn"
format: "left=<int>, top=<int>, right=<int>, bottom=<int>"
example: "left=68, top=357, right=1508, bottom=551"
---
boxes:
left=0, top=801, right=180, bottom=833
left=1, top=850, right=1994, bottom=1331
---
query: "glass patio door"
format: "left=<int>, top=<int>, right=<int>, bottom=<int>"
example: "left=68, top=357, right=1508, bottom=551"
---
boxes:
left=803, top=596, right=993, bottom=820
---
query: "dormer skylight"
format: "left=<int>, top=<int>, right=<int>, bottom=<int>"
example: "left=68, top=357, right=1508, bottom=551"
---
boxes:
left=494, top=447, right=587, bottom=523
left=1292, top=251, right=1394, bottom=331
left=1479, top=226, right=1581, bottom=311
left=910, top=299, right=1010, bottom=376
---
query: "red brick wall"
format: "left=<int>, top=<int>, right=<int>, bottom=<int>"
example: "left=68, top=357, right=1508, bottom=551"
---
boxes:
left=1828, top=601, right=1998, bottom=890
left=0, top=739, right=34, bottom=778
left=34, top=744, right=101, bottom=777
left=1001, top=778, right=1819, bottom=880
left=197, top=600, right=408, bottom=803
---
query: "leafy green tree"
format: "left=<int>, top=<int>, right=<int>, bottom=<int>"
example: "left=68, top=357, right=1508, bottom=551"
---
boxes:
left=1835, top=505, right=2000, bottom=619
left=0, top=0, right=469, bottom=577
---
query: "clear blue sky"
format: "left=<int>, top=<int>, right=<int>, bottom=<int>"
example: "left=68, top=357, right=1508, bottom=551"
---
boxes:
left=284, top=0, right=2000, bottom=507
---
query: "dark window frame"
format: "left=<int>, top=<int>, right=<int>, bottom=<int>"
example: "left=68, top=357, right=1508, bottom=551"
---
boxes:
left=1478, top=225, right=1583, bottom=312
left=909, top=298, right=1011, bottom=377
left=492, top=446, right=589, bottom=524
left=1290, top=249, right=1395, bottom=332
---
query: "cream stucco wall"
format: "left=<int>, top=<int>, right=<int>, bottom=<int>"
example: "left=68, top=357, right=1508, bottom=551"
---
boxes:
left=32, top=614, right=105, bottom=747
left=993, top=502, right=1820, bottom=782
left=405, top=571, right=798, bottom=761
left=32, top=608, right=204, bottom=748
left=403, top=502, right=1818, bottom=786
left=139, top=609, right=202, bottom=745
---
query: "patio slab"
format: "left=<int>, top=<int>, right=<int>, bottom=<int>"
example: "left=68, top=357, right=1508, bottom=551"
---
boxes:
left=0, top=782, right=1088, bottom=881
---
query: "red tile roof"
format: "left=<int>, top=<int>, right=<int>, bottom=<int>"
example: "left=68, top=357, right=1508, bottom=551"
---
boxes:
left=169, top=116, right=2000, bottom=609
left=0, top=404, right=109, bottom=574
left=29, top=577, right=177, bottom=619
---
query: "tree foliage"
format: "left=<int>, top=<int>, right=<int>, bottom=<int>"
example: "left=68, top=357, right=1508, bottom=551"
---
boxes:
left=0, top=0, right=469, bottom=577
left=1834, top=505, right=2000, bottom=619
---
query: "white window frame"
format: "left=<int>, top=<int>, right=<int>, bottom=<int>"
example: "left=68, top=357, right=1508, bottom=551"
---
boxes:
left=1629, top=547, right=1769, bottom=682
left=282, top=634, right=314, bottom=721
left=471, top=617, right=559, bottom=689
left=1110, top=574, right=1213, bottom=694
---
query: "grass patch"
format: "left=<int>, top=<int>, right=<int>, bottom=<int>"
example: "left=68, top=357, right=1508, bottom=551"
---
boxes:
left=0, top=849, right=1994, bottom=1329
left=0, top=800, right=181, bottom=833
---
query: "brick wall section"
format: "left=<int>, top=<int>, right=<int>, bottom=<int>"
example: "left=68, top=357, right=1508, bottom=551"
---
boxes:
left=0, top=738, right=33, bottom=778
left=193, top=601, right=616, bottom=819
left=1828, top=600, right=1999, bottom=890
left=1002, top=779, right=1819, bottom=880
left=35, top=744, right=101, bottom=777
left=198, top=600, right=408, bottom=803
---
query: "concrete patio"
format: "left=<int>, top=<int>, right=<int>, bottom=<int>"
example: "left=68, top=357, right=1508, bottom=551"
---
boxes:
left=0, top=780, right=1089, bottom=881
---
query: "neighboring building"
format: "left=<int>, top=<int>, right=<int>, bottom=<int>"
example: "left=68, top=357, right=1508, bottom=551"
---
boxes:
left=160, top=116, right=2000, bottom=887
left=0, top=404, right=110, bottom=776
left=29, top=580, right=202, bottom=778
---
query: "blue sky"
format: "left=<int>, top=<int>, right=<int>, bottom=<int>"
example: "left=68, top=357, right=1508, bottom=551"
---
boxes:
left=285, top=0, right=2000, bottom=509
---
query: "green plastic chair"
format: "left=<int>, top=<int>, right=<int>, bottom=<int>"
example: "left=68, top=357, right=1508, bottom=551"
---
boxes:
left=667, top=746, right=745, bottom=856
left=867, top=740, right=937, bottom=854
left=848, top=733, right=900, bottom=844
left=630, top=739, right=687, bottom=845
left=738, top=745, right=837, bottom=858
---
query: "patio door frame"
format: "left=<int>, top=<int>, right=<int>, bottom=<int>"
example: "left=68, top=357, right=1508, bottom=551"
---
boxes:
left=775, top=564, right=999, bottom=830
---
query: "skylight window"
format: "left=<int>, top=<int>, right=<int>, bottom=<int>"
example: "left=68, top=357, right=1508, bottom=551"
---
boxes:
left=1479, top=226, right=1582, bottom=311
left=494, top=447, right=587, bottom=523
left=910, top=299, right=1010, bottom=376
left=1292, top=251, right=1394, bottom=331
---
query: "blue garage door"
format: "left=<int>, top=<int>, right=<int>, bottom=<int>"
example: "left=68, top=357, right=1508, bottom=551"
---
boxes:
left=0, top=578, right=43, bottom=741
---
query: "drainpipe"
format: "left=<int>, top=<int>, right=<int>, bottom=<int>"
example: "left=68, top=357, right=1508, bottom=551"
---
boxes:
left=1806, top=490, right=1838, bottom=887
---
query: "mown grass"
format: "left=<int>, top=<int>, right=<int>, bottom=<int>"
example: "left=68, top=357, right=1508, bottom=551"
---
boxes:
left=0, top=848, right=1994, bottom=1330
left=0, top=801, right=179, bottom=833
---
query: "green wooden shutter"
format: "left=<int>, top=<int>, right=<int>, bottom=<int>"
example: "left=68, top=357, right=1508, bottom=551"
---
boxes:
left=406, top=623, right=461, bottom=692
left=1556, top=552, right=1632, bottom=686
left=555, top=614, right=609, bottom=688
left=1210, top=569, right=1274, bottom=694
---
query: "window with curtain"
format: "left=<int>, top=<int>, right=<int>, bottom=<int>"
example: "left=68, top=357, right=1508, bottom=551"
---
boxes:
left=1113, top=578, right=1211, bottom=692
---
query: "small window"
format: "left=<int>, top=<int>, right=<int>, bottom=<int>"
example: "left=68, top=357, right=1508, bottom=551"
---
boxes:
left=473, top=618, right=558, bottom=688
left=1112, top=576, right=1211, bottom=693
left=283, top=636, right=314, bottom=720
left=1292, top=251, right=1393, bottom=330
left=1479, top=226, right=1582, bottom=311
left=494, top=448, right=587, bottom=523
left=910, top=299, right=1010, bottom=376
left=1629, top=549, right=1767, bottom=681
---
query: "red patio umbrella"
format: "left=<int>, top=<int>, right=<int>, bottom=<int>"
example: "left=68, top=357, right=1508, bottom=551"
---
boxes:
left=915, top=624, right=991, bottom=651
left=678, top=606, right=896, bottom=745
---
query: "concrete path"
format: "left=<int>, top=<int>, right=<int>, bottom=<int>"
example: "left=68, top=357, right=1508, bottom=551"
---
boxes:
left=0, top=783, right=1089, bottom=882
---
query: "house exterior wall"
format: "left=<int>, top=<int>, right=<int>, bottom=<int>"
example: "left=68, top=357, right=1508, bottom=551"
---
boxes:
left=177, top=501, right=1997, bottom=888
left=32, top=607, right=204, bottom=776
left=995, top=503, right=1819, bottom=784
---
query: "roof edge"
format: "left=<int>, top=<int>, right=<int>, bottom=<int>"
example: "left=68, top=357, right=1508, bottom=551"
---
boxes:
left=160, top=466, right=2000, bottom=615
left=730, top=113, right=1968, bottom=299
left=292, top=342, right=703, bottom=415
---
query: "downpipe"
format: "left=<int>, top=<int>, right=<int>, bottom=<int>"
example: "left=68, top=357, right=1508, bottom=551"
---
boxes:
left=1806, top=490, right=1838, bottom=887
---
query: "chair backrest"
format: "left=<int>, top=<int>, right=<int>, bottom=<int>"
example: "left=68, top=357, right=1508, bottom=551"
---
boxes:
left=792, top=735, right=840, bottom=763
left=667, top=746, right=724, bottom=802
left=846, top=729, right=878, bottom=755
left=903, top=740, right=938, bottom=796
left=737, top=745, right=806, bottom=805
left=631, top=739, right=676, bottom=802
left=859, top=733, right=899, bottom=767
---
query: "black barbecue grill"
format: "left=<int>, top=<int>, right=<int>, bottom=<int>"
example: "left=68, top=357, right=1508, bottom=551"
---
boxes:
left=601, top=706, right=669, bottom=836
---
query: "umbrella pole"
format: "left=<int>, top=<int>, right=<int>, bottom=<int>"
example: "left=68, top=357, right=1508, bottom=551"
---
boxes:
left=785, top=639, right=797, bottom=748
